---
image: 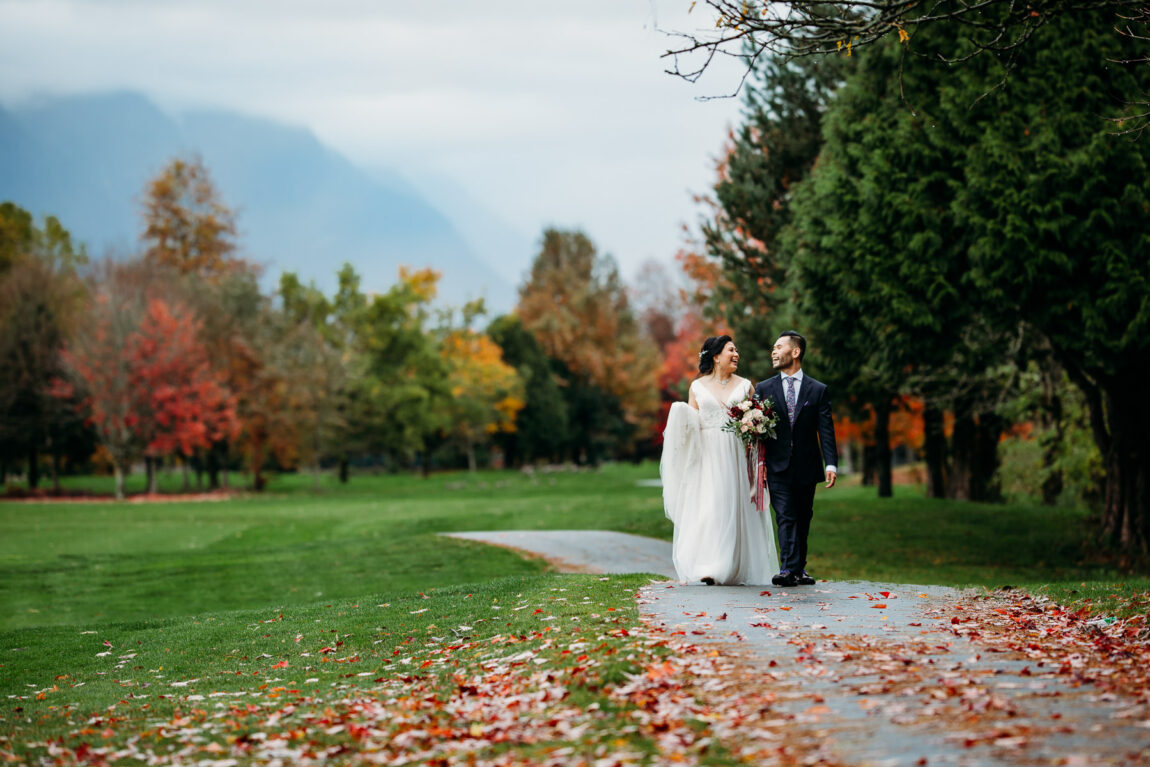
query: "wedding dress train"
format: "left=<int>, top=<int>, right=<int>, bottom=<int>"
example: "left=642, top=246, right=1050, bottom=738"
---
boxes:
left=660, top=379, right=779, bottom=585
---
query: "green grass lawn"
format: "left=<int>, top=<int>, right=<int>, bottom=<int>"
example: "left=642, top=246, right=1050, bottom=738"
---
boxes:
left=2, top=462, right=1147, bottom=761
left=1, top=463, right=1142, bottom=632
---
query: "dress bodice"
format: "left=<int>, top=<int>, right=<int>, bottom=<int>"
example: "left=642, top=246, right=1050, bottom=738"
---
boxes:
left=692, top=379, right=752, bottom=430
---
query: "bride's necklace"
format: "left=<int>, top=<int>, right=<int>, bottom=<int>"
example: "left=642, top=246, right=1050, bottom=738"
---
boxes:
left=714, top=372, right=733, bottom=388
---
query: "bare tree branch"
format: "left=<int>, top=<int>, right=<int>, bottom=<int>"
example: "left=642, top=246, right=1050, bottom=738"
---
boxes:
left=662, top=0, right=1149, bottom=94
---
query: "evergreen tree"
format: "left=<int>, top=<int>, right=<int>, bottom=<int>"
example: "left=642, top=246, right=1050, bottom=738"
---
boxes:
left=487, top=315, right=569, bottom=466
left=946, top=13, right=1150, bottom=555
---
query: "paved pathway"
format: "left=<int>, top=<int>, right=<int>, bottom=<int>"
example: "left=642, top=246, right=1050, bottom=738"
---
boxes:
left=447, top=529, right=1150, bottom=765
left=441, top=530, right=677, bottom=579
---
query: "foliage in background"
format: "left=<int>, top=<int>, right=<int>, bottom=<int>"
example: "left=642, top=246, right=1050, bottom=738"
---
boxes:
left=689, top=10, right=1150, bottom=559
left=487, top=314, right=570, bottom=466
left=141, top=154, right=242, bottom=279
left=517, top=229, right=661, bottom=463
left=0, top=203, right=91, bottom=490
left=440, top=327, right=525, bottom=471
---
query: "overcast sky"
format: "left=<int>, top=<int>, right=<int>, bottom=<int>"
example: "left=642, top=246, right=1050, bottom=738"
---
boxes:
left=0, top=0, right=744, bottom=283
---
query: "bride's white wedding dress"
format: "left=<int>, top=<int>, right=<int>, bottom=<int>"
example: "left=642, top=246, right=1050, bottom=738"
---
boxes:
left=660, top=378, right=779, bottom=585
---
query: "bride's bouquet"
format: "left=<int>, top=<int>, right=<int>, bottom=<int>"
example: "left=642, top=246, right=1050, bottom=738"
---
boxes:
left=722, top=394, right=778, bottom=512
left=721, top=394, right=779, bottom=448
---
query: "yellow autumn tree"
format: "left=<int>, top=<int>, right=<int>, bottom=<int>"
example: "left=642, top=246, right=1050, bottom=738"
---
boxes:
left=141, top=155, right=241, bottom=279
left=440, top=329, right=525, bottom=471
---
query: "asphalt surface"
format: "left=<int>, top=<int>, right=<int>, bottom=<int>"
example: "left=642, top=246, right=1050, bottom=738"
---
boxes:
left=446, top=528, right=1150, bottom=766
left=441, top=530, right=678, bottom=579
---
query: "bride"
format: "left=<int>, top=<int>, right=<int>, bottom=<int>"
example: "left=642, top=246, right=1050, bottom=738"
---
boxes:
left=660, top=335, right=779, bottom=585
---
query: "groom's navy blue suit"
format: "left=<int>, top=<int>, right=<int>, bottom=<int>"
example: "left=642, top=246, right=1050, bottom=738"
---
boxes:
left=755, top=372, right=838, bottom=575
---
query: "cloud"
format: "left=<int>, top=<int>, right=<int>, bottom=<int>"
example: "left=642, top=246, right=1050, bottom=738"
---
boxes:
left=0, top=0, right=743, bottom=276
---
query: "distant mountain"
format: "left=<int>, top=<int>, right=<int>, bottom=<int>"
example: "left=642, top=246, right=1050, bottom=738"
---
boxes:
left=0, top=92, right=515, bottom=311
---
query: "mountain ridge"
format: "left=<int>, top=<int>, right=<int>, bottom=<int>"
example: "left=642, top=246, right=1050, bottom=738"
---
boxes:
left=0, top=92, right=516, bottom=310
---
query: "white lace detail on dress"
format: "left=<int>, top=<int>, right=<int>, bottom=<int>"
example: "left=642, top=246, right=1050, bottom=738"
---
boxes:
left=692, top=379, right=751, bottom=430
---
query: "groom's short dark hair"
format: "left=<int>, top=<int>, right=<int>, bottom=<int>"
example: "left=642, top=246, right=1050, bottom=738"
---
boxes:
left=779, top=330, right=806, bottom=361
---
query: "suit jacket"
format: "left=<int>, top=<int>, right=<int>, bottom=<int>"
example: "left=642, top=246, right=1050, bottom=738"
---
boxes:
left=755, top=373, right=838, bottom=486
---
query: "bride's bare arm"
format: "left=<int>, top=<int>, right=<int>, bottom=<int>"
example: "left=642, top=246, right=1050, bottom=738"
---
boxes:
left=688, top=382, right=699, bottom=410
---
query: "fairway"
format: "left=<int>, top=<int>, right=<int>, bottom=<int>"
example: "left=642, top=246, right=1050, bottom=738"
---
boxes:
left=1, top=463, right=1140, bottom=633
left=0, top=466, right=669, bottom=631
left=3, top=463, right=1148, bottom=764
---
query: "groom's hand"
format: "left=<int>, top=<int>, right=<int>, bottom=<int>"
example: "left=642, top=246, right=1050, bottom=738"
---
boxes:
left=825, top=470, right=837, bottom=488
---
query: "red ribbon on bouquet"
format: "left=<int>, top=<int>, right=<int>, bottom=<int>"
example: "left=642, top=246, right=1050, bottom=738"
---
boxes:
left=746, top=442, right=767, bottom=511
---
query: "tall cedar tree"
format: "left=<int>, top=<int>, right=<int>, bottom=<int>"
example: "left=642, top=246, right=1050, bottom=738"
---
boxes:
left=947, top=13, right=1150, bottom=556
left=703, top=52, right=843, bottom=374
left=784, top=33, right=1019, bottom=501
left=789, top=13, right=1149, bottom=552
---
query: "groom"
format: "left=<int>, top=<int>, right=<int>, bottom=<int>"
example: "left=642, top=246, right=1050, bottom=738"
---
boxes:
left=755, top=331, right=838, bottom=587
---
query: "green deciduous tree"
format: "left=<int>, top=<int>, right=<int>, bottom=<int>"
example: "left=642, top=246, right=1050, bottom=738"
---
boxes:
left=0, top=202, right=90, bottom=490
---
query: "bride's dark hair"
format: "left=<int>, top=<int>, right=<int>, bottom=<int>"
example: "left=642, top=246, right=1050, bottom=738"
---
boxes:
left=697, top=335, right=733, bottom=376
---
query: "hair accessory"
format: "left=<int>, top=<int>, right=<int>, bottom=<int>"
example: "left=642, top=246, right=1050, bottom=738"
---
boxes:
left=698, top=350, right=709, bottom=359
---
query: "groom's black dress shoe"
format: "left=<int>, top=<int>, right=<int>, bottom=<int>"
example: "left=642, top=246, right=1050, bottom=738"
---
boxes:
left=772, top=571, right=798, bottom=587
left=797, top=571, right=816, bottom=586
left=701, top=577, right=716, bottom=586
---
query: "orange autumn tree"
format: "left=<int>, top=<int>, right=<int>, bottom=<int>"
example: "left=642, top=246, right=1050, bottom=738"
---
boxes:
left=440, top=327, right=525, bottom=471
left=141, top=156, right=241, bottom=279
left=62, top=261, right=239, bottom=498
left=128, top=297, right=240, bottom=493
left=517, top=229, right=660, bottom=460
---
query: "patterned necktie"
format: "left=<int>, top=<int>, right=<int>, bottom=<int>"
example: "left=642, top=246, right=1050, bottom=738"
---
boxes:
left=785, top=376, right=797, bottom=425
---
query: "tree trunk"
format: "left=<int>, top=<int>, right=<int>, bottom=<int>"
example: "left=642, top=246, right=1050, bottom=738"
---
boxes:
left=874, top=398, right=893, bottom=498
left=466, top=443, right=477, bottom=473
left=923, top=404, right=948, bottom=498
left=51, top=450, right=61, bottom=494
left=861, top=444, right=876, bottom=486
left=249, top=438, right=265, bottom=491
left=1040, top=373, right=1065, bottom=505
left=181, top=457, right=191, bottom=492
left=193, top=450, right=204, bottom=491
left=339, top=457, right=350, bottom=484
left=207, top=445, right=221, bottom=490
left=846, top=440, right=862, bottom=480
left=145, top=456, right=158, bottom=494
left=1097, top=382, right=1150, bottom=561
left=27, top=446, right=40, bottom=490
left=972, top=412, right=1003, bottom=502
left=113, top=460, right=126, bottom=501
left=948, top=410, right=975, bottom=501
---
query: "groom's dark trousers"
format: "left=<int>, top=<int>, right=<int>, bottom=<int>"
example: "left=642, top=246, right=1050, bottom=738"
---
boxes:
left=755, top=373, right=838, bottom=574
